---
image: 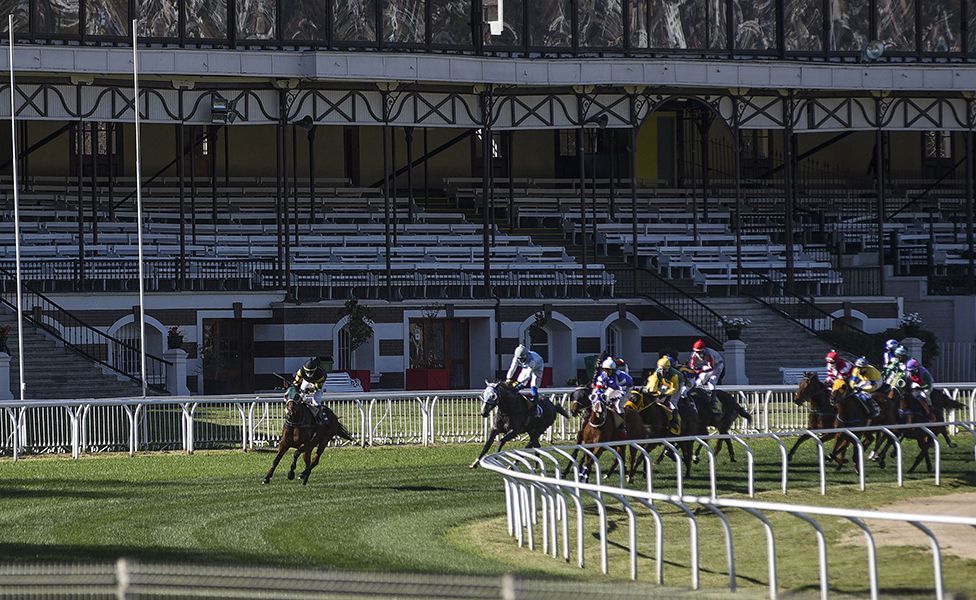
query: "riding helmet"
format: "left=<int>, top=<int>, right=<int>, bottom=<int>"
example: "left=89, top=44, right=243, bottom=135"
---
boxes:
left=825, top=350, right=839, bottom=363
left=656, top=357, right=671, bottom=370
left=906, top=359, right=920, bottom=372
left=692, top=339, right=706, bottom=352
left=894, top=346, right=909, bottom=358
left=303, top=357, right=320, bottom=374
left=514, top=344, right=528, bottom=360
left=855, top=357, right=868, bottom=368
left=600, top=357, right=617, bottom=370
left=885, top=339, right=899, bottom=351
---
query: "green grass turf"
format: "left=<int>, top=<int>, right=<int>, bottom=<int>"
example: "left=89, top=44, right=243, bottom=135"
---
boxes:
left=0, top=437, right=974, bottom=599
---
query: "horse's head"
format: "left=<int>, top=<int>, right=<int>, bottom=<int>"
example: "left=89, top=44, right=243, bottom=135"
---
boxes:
left=480, top=380, right=501, bottom=418
left=795, top=372, right=823, bottom=405
left=568, top=386, right=590, bottom=416
left=284, top=385, right=305, bottom=425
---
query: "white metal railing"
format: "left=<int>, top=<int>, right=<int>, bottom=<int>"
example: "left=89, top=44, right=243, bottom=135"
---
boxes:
left=0, top=384, right=974, bottom=459
left=480, top=421, right=976, bottom=600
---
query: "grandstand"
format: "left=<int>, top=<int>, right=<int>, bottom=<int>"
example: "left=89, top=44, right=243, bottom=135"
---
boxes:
left=0, top=0, right=974, bottom=399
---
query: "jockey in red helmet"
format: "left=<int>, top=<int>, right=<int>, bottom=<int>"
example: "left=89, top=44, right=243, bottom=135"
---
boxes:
left=824, top=350, right=851, bottom=385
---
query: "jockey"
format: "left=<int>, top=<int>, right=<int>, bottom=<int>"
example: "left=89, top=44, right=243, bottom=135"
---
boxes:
left=884, top=346, right=910, bottom=385
left=849, top=357, right=882, bottom=418
left=593, top=357, right=633, bottom=414
left=882, top=339, right=900, bottom=371
left=906, top=359, right=935, bottom=419
left=293, top=357, right=326, bottom=422
left=644, top=357, right=682, bottom=431
left=687, top=339, right=725, bottom=407
left=506, top=343, right=545, bottom=417
left=614, top=357, right=630, bottom=376
left=824, top=350, right=852, bottom=385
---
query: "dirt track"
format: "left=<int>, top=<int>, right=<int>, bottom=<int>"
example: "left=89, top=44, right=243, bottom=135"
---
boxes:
left=844, top=492, right=976, bottom=560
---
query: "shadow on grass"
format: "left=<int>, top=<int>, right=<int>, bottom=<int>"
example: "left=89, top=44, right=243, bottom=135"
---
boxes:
left=0, top=542, right=282, bottom=567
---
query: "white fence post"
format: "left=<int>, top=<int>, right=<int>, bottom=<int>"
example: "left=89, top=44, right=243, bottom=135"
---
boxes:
left=0, top=352, right=12, bottom=401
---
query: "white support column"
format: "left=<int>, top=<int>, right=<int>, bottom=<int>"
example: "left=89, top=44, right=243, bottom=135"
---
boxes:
left=0, top=352, right=12, bottom=401
left=723, top=340, right=749, bottom=385
left=902, top=337, right=924, bottom=366
left=164, top=349, right=190, bottom=396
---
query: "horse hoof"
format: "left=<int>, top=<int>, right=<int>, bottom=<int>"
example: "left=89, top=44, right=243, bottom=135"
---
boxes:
left=948, top=442, right=958, bottom=449
left=262, top=478, right=270, bottom=485
left=692, top=456, right=700, bottom=465
left=729, top=457, right=737, bottom=463
left=469, top=461, right=480, bottom=469
left=302, top=478, right=309, bottom=486
left=287, top=472, right=295, bottom=481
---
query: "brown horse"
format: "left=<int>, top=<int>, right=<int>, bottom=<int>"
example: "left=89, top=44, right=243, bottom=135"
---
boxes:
left=562, top=387, right=647, bottom=482
left=827, top=379, right=876, bottom=470
left=262, top=386, right=354, bottom=485
left=787, top=373, right=836, bottom=461
left=624, top=388, right=698, bottom=481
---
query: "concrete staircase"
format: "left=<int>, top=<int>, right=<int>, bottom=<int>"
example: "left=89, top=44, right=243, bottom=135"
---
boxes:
left=0, top=307, right=144, bottom=399
left=704, top=297, right=835, bottom=385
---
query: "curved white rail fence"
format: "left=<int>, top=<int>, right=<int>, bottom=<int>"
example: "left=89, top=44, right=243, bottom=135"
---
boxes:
left=0, top=384, right=974, bottom=458
left=480, top=421, right=976, bottom=600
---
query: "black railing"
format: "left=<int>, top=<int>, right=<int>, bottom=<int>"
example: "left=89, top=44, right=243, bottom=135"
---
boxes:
left=743, top=269, right=875, bottom=357
left=609, top=267, right=726, bottom=345
left=4, top=0, right=975, bottom=62
left=0, top=267, right=170, bottom=393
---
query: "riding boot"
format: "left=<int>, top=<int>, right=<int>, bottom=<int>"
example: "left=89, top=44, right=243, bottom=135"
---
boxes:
left=668, top=407, right=680, bottom=433
left=868, top=397, right=880, bottom=419
left=710, top=390, right=721, bottom=417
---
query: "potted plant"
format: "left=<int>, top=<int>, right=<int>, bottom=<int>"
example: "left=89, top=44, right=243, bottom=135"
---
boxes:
left=340, top=299, right=374, bottom=390
left=900, top=312, right=923, bottom=338
left=167, top=326, right=184, bottom=350
left=0, top=324, right=10, bottom=355
left=722, top=317, right=752, bottom=340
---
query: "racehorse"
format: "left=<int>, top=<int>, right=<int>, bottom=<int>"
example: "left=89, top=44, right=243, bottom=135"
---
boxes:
left=624, top=388, right=698, bottom=481
left=562, top=387, right=648, bottom=482
left=787, top=373, right=836, bottom=462
left=826, top=378, right=876, bottom=470
left=469, top=380, right=570, bottom=468
left=685, top=386, right=753, bottom=463
left=262, top=385, right=354, bottom=485
left=872, top=376, right=964, bottom=473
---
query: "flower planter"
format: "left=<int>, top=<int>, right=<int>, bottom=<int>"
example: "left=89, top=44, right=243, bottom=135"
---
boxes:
left=167, top=335, right=184, bottom=350
left=725, top=329, right=742, bottom=341
left=406, top=368, right=450, bottom=391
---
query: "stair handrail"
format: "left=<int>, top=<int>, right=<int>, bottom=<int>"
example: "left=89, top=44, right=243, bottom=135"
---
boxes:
left=742, top=269, right=875, bottom=357
left=0, top=267, right=171, bottom=392
left=610, top=266, right=727, bottom=345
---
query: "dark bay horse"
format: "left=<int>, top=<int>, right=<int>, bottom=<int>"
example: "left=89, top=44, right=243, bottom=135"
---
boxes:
left=562, top=387, right=648, bottom=482
left=469, top=380, right=570, bottom=468
left=826, top=379, right=876, bottom=470
left=787, top=373, right=836, bottom=461
left=624, top=388, right=698, bottom=481
left=873, top=380, right=963, bottom=473
left=262, top=386, right=354, bottom=485
left=686, top=387, right=753, bottom=463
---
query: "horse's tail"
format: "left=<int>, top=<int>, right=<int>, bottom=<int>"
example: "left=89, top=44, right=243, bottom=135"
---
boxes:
left=554, top=402, right=571, bottom=419
left=735, top=402, right=753, bottom=422
left=940, top=394, right=966, bottom=411
left=336, top=421, right=355, bottom=442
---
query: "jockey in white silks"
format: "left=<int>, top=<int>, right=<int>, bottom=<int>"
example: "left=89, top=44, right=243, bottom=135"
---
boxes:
left=506, top=344, right=545, bottom=417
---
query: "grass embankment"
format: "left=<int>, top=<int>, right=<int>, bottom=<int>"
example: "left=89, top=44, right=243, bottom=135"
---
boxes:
left=0, top=438, right=973, bottom=598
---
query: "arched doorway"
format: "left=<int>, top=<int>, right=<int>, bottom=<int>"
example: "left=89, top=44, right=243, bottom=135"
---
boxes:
left=602, top=315, right=641, bottom=372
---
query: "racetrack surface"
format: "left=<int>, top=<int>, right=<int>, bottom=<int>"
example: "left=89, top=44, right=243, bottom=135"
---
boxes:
left=1, top=439, right=974, bottom=598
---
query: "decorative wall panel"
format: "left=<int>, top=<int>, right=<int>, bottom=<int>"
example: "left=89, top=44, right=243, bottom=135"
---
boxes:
left=334, top=0, right=376, bottom=42
left=185, top=0, right=227, bottom=39
left=138, top=0, right=178, bottom=38
left=35, top=0, right=79, bottom=35
left=708, top=0, right=726, bottom=49
left=629, top=0, right=648, bottom=47
left=878, top=0, right=916, bottom=51
left=785, top=0, right=824, bottom=52
left=281, top=0, right=324, bottom=40
left=86, top=0, right=127, bottom=36
left=528, top=0, right=572, bottom=47
left=579, top=0, right=623, bottom=48
left=485, top=0, right=523, bottom=46
left=384, top=0, right=425, bottom=43
left=430, top=0, right=471, bottom=46
left=830, top=0, right=868, bottom=51
left=0, top=1, right=29, bottom=32
left=237, top=0, right=276, bottom=40
left=648, top=0, right=705, bottom=49
left=733, top=0, right=776, bottom=50
left=920, top=0, right=960, bottom=53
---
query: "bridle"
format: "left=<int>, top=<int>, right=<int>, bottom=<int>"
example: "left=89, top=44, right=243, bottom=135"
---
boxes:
left=798, top=377, right=834, bottom=417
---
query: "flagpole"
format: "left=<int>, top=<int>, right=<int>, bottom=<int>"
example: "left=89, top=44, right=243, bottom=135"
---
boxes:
left=8, top=15, right=25, bottom=402
left=132, top=20, right=147, bottom=397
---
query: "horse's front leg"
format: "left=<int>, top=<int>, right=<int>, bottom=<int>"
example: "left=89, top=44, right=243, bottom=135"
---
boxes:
left=287, top=447, right=302, bottom=480
left=787, top=433, right=812, bottom=462
left=262, top=439, right=290, bottom=484
left=495, top=429, right=520, bottom=454
left=299, top=445, right=314, bottom=485
left=470, top=428, right=500, bottom=469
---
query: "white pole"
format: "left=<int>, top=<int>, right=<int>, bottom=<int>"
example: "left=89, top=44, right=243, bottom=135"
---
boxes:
left=8, top=15, right=25, bottom=402
left=132, top=20, right=147, bottom=397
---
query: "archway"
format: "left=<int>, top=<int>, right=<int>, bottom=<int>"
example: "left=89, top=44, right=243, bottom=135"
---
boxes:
left=517, top=311, right=576, bottom=387
left=600, top=313, right=642, bottom=372
left=107, top=315, right=166, bottom=383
